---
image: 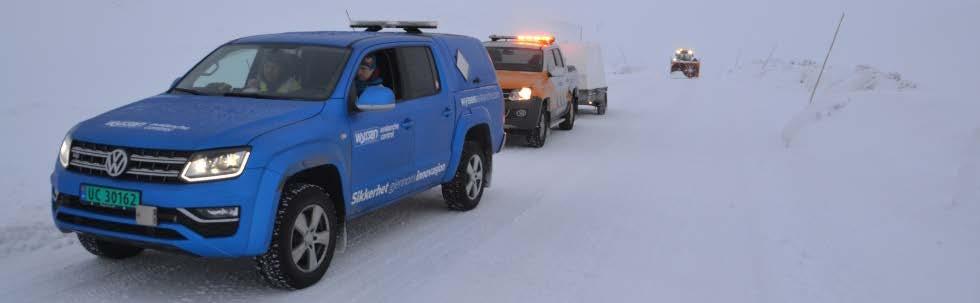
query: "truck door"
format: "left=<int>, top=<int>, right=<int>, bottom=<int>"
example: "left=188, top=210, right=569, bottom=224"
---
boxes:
left=553, top=48, right=572, bottom=115
left=348, top=48, right=417, bottom=213
left=545, top=47, right=569, bottom=116
left=390, top=45, right=454, bottom=190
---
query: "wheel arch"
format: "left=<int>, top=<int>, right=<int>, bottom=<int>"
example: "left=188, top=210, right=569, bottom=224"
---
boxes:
left=246, top=140, right=349, bottom=255
left=284, top=164, right=346, bottom=223
left=443, top=108, right=494, bottom=185
left=460, top=123, right=493, bottom=188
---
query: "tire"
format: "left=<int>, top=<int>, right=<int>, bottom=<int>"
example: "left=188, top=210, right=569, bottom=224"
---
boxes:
left=559, top=100, right=575, bottom=130
left=255, top=183, right=339, bottom=290
left=442, top=141, right=487, bottom=211
left=573, top=92, right=582, bottom=114
left=525, top=110, right=549, bottom=148
left=596, top=92, right=608, bottom=115
left=77, top=234, right=144, bottom=259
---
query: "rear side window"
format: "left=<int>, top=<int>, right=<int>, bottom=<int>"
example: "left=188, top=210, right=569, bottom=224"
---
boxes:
left=396, top=47, right=440, bottom=100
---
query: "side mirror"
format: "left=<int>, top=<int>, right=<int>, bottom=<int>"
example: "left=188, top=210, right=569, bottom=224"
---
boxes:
left=355, top=86, right=396, bottom=112
left=567, top=65, right=577, bottom=73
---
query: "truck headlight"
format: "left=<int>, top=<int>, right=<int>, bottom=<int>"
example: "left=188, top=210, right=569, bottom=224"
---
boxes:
left=510, top=87, right=532, bottom=101
left=180, top=147, right=251, bottom=182
left=59, top=135, right=72, bottom=168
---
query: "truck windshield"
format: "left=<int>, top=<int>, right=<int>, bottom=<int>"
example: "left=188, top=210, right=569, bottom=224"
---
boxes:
left=486, top=47, right=543, bottom=72
left=174, top=44, right=349, bottom=101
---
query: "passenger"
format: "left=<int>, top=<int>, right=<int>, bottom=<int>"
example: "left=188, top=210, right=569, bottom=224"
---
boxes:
left=354, top=55, right=384, bottom=96
left=245, top=54, right=301, bottom=94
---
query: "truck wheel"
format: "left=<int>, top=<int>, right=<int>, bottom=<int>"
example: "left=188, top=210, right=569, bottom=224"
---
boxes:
left=442, top=141, right=487, bottom=211
left=255, top=183, right=338, bottom=290
left=77, top=234, right=143, bottom=259
left=559, top=101, right=575, bottom=130
left=525, top=111, right=549, bottom=148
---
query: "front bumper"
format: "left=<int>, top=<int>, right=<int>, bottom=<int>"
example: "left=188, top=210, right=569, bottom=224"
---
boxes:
left=50, top=166, right=284, bottom=257
left=503, top=98, right=544, bottom=134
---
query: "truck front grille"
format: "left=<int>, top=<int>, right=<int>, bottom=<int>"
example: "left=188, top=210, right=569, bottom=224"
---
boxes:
left=67, top=141, right=192, bottom=184
left=502, top=89, right=515, bottom=101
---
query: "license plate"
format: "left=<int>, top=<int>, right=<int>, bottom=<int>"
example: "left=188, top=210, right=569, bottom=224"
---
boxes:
left=80, top=184, right=141, bottom=210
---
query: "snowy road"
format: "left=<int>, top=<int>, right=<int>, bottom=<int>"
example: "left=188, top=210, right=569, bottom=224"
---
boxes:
left=1, top=69, right=977, bottom=303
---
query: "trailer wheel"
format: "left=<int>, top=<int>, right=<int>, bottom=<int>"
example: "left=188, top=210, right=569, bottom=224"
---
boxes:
left=596, top=92, right=608, bottom=115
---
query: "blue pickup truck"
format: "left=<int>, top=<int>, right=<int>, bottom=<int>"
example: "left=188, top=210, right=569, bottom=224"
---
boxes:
left=49, top=21, right=504, bottom=289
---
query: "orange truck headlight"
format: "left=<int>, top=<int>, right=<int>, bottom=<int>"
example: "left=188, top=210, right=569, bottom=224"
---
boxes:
left=516, top=87, right=533, bottom=100
left=509, top=87, right=532, bottom=101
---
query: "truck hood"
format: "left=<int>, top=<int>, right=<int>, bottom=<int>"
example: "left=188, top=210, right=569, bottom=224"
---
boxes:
left=496, top=70, right=549, bottom=88
left=71, top=94, right=323, bottom=150
left=495, top=71, right=551, bottom=98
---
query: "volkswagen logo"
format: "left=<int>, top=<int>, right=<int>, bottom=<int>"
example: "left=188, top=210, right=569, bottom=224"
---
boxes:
left=105, top=149, right=129, bottom=177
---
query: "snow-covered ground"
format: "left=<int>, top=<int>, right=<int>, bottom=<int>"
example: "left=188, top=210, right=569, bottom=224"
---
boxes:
left=1, top=60, right=978, bottom=302
left=2, top=0, right=980, bottom=302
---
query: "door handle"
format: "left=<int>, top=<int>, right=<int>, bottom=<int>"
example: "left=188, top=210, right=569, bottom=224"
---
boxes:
left=401, top=118, right=415, bottom=129
left=442, top=107, right=452, bottom=117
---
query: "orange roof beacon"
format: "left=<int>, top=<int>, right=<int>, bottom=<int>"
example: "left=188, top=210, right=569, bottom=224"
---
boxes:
left=484, top=34, right=578, bottom=148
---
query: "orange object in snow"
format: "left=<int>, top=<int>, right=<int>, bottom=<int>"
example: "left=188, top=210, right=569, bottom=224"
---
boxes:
left=670, top=48, right=700, bottom=79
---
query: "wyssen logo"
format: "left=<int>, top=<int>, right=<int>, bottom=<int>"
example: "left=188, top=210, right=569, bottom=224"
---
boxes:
left=104, top=120, right=191, bottom=132
left=354, top=129, right=380, bottom=146
left=354, top=124, right=400, bottom=147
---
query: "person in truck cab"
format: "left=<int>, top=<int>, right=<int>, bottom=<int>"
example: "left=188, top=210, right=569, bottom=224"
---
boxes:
left=354, top=55, right=384, bottom=95
left=245, top=53, right=302, bottom=94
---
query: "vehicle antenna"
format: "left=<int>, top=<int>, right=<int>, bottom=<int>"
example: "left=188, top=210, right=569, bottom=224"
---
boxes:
left=345, top=10, right=354, bottom=31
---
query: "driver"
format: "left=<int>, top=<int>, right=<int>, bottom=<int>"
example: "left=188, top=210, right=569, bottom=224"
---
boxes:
left=245, top=53, right=301, bottom=94
left=354, top=55, right=384, bottom=96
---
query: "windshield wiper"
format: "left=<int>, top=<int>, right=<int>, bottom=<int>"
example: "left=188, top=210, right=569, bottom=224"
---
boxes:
left=171, top=87, right=206, bottom=95
left=222, top=92, right=283, bottom=100
left=223, top=92, right=308, bottom=101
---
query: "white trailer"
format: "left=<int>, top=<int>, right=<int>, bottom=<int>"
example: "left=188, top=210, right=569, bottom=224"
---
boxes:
left=558, top=42, right=608, bottom=115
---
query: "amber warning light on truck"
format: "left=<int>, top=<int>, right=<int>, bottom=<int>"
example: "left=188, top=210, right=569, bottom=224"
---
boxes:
left=488, top=34, right=556, bottom=45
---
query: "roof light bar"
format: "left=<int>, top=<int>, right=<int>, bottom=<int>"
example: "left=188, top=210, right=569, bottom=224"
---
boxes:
left=489, top=34, right=517, bottom=41
left=351, top=21, right=438, bottom=33
left=518, top=35, right=555, bottom=44
left=489, top=34, right=556, bottom=45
